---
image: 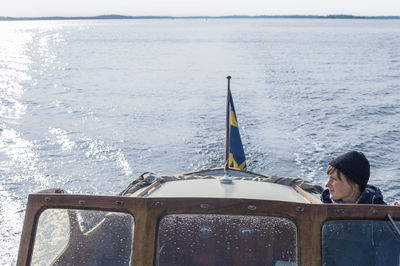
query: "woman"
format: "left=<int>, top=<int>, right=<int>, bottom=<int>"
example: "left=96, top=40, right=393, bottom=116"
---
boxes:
left=320, top=152, right=400, bottom=266
left=321, top=150, right=386, bottom=204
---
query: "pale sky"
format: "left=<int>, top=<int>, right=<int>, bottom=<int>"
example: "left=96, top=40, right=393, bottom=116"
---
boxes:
left=2, top=0, right=400, bottom=17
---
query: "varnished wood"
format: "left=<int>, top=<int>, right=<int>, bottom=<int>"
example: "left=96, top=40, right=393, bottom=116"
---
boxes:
left=292, top=185, right=320, bottom=204
left=137, top=181, right=161, bottom=197
left=17, top=193, right=400, bottom=266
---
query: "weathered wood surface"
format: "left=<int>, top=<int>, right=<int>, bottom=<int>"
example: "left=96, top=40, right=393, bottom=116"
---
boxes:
left=17, top=193, right=400, bottom=266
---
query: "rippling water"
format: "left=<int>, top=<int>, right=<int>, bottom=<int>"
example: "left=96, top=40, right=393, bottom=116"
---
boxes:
left=1, top=18, right=400, bottom=264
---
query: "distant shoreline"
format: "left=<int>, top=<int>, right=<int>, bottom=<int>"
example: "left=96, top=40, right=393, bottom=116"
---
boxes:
left=1, top=14, right=400, bottom=21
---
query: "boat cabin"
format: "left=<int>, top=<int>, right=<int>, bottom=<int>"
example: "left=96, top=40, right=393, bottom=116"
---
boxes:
left=17, top=168, right=400, bottom=265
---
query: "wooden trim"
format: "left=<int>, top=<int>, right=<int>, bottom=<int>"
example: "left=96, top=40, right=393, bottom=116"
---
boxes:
left=17, top=195, right=39, bottom=266
left=137, top=181, right=161, bottom=197
left=17, top=193, right=400, bottom=266
left=292, top=185, right=320, bottom=204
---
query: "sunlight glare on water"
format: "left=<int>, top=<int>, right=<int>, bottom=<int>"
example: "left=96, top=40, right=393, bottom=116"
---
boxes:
left=0, top=22, right=37, bottom=266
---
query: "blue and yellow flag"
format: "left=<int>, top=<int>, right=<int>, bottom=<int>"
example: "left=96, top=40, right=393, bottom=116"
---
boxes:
left=228, top=91, right=246, bottom=170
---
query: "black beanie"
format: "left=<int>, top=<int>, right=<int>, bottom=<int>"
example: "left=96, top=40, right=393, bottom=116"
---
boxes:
left=329, top=151, right=370, bottom=191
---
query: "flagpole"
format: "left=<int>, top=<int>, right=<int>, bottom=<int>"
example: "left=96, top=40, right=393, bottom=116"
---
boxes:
left=224, top=76, right=231, bottom=171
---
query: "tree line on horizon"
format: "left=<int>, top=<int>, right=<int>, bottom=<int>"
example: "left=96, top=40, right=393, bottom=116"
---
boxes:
left=1, top=14, right=400, bottom=21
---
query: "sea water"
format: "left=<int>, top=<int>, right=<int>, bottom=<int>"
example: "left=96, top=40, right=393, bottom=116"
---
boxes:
left=1, top=18, right=400, bottom=264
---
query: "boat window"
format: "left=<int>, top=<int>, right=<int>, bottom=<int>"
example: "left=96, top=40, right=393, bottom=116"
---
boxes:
left=322, top=220, right=400, bottom=266
left=31, top=209, right=134, bottom=266
left=156, top=214, right=297, bottom=266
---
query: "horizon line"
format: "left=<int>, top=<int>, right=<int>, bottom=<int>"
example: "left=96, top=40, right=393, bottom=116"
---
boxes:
left=1, top=14, right=400, bottom=21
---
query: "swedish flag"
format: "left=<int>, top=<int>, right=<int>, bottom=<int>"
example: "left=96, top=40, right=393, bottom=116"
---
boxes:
left=228, top=91, right=246, bottom=170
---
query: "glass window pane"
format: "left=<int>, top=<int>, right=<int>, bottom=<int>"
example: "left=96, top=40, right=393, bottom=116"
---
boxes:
left=31, top=209, right=134, bottom=266
left=322, top=220, right=400, bottom=266
left=156, top=214, right=297, bottom=266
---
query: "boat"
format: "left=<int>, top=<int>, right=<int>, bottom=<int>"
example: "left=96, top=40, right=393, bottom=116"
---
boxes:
left=17, top=77, right=400, bottom=265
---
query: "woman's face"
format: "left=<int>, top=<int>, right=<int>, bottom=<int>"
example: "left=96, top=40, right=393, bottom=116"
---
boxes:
left=325, top=170, right=354, bottom=202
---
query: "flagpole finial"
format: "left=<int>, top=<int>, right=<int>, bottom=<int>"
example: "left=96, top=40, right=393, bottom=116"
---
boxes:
left=227, top=76, right=231, bottom=80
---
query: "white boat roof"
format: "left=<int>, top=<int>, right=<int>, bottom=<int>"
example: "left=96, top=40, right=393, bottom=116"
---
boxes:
left=128, top=168, right=322, bottom=203
left=137, top=179, right=315, bottom=203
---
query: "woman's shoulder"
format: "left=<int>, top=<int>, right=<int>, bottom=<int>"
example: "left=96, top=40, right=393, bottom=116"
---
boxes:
left=357, top=185, right=386, bottom=205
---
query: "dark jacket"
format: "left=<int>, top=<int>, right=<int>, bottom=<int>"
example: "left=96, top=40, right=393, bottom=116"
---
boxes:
left=321, top=185, right=399, bottom=266
left=321, top=185, right=386, bottom=204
